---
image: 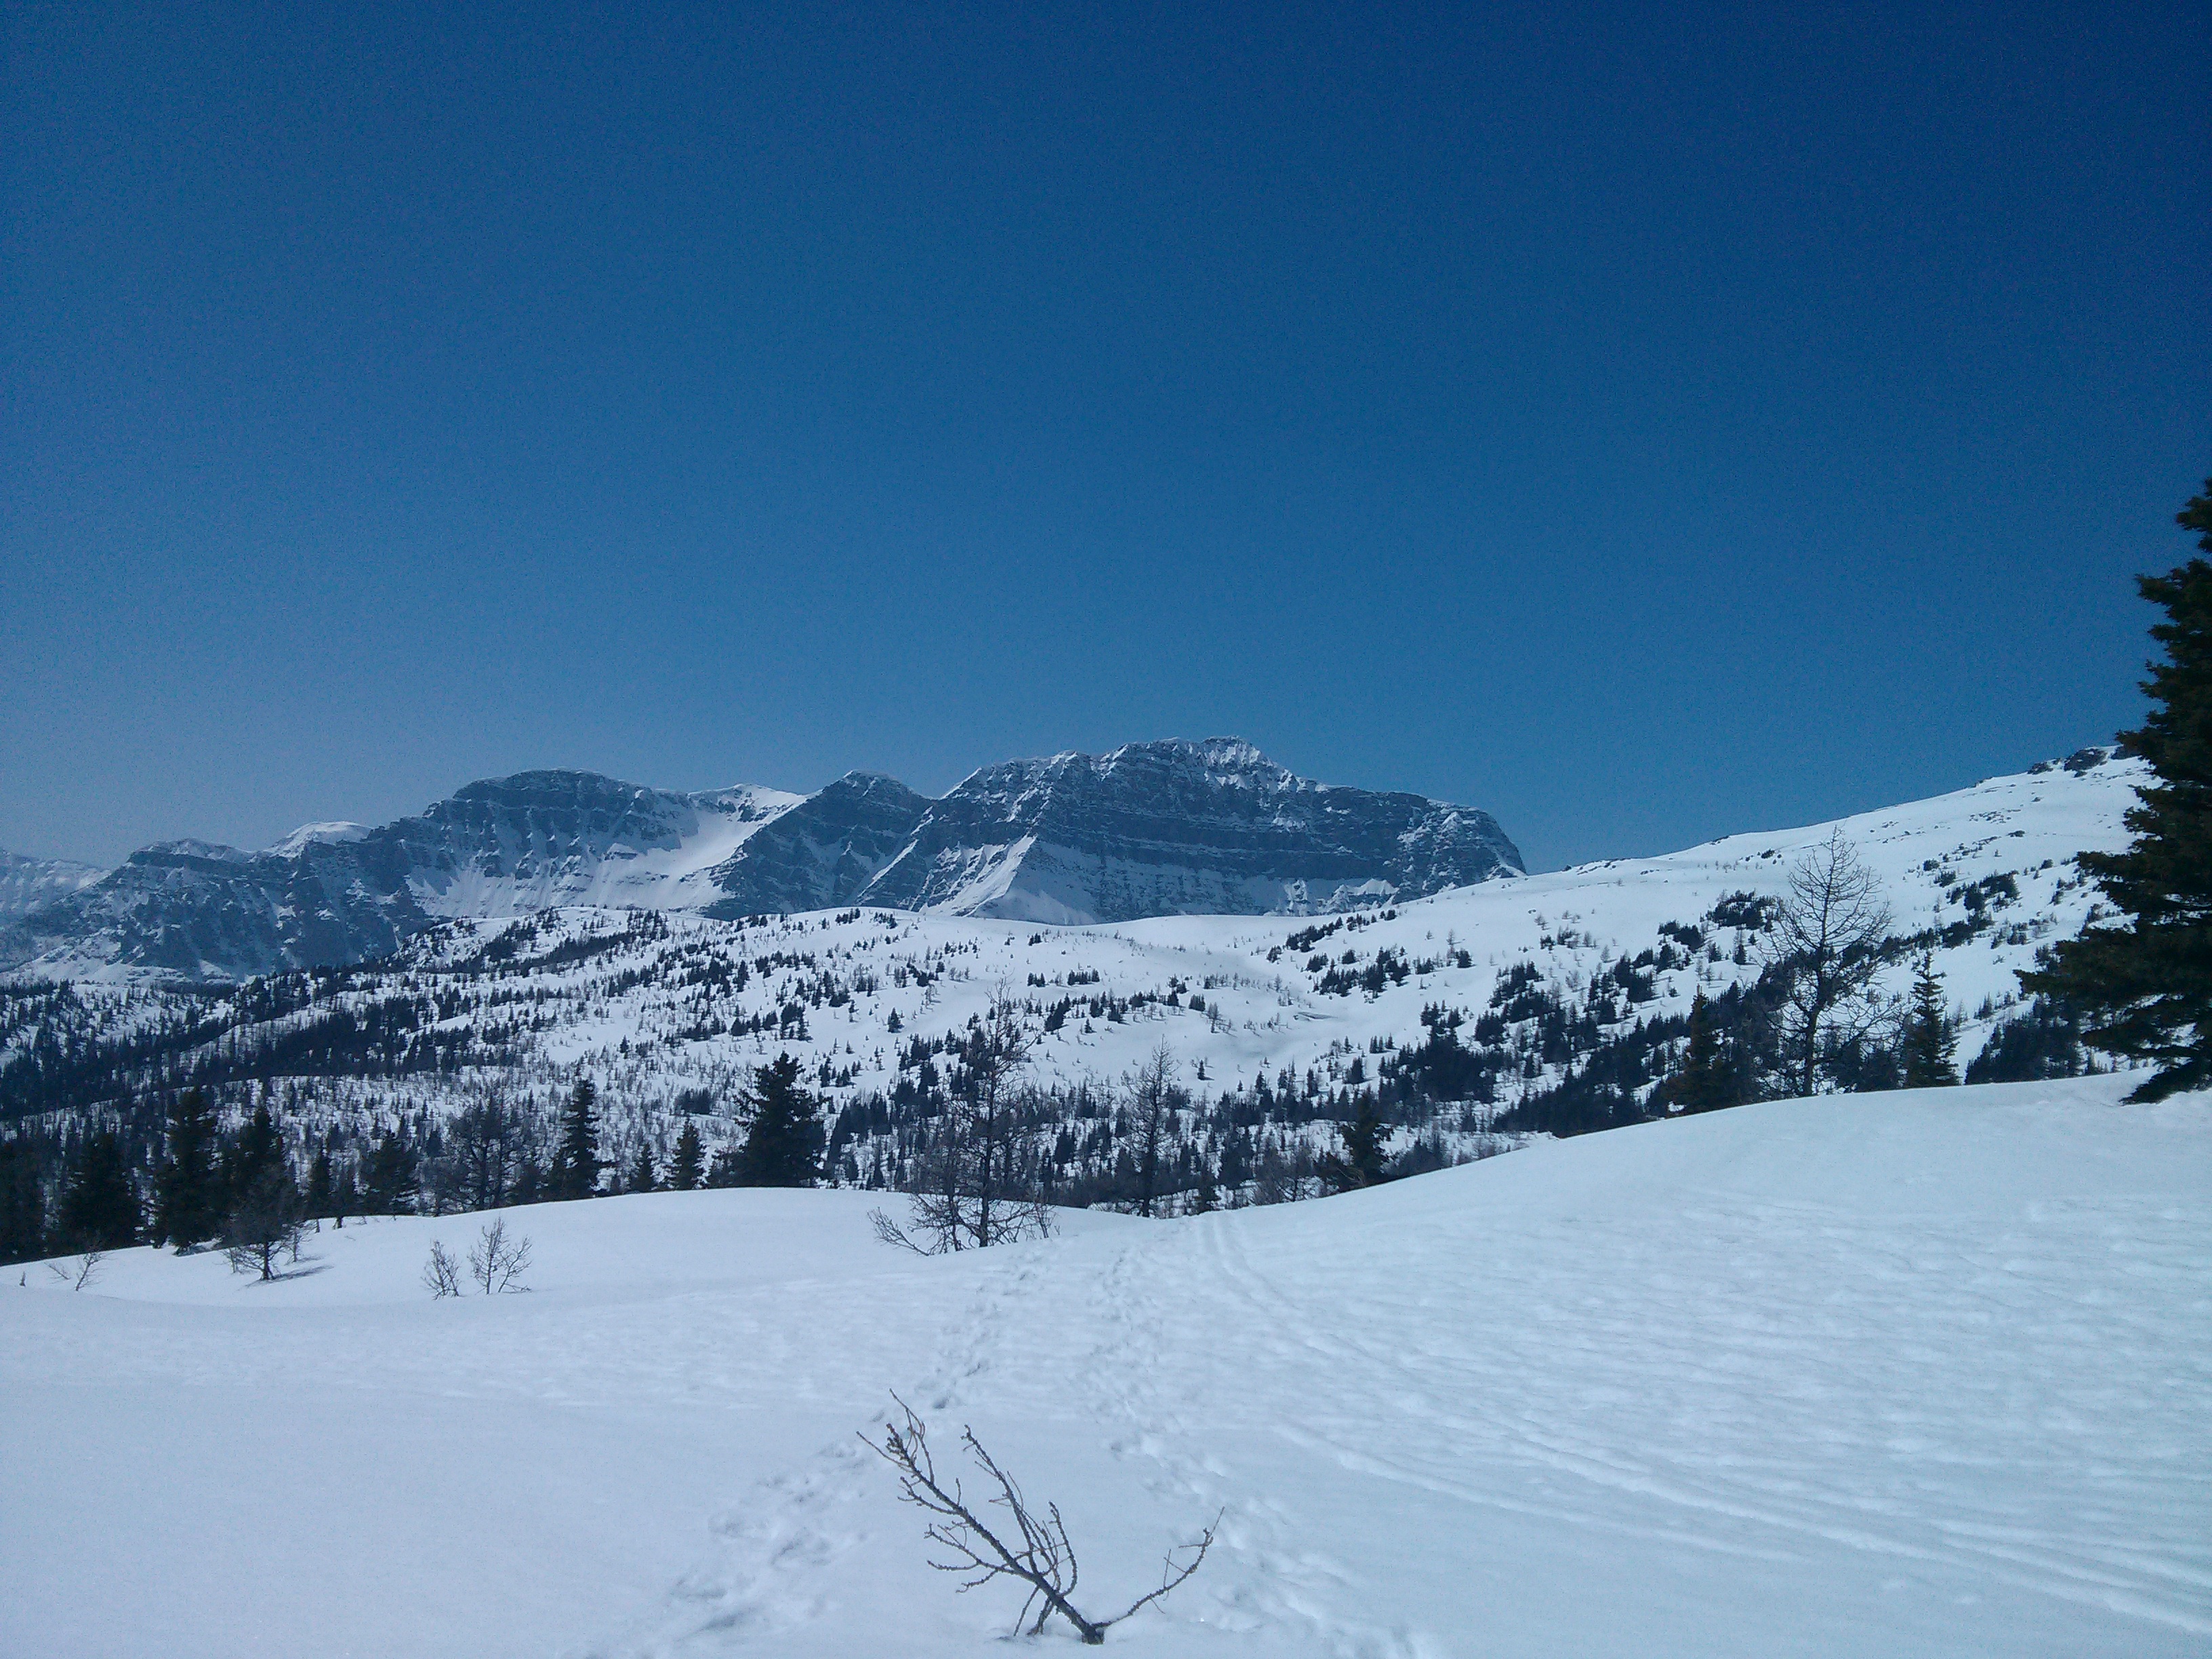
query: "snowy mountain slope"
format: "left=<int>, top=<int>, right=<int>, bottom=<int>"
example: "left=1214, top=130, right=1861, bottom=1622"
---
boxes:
left=861, top=737, right=1522, bottom=924
left=0, top=748, right=2146, bottom=1212
left=382, top=773, right=806, bottom=916
left=5, top=1077, right=2205, bottom=1658
left=700, top=771, right=936, bottom=917
left=0, top=772, right=804, bottom=981
left=0, top=847, right=106, bottom=924
left=0, top=743, right=1519, bottom=981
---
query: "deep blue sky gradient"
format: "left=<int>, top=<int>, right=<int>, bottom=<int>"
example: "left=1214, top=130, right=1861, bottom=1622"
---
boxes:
left=5, top=1, right=2207, bottom=869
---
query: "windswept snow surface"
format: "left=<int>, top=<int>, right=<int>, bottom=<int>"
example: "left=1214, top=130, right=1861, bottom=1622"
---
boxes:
left=5, top=1077, right=2209, bottom=1658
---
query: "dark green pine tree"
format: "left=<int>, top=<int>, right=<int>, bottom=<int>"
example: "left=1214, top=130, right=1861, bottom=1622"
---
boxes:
left=329, top=1158, right=361, bottom=1227
left=1902, top=949, right=1959, bottom=1088
left=226, top=1103, right=285, bottom=1207
left=0, top=1138, right=46, bottom=1263
left=303, top=1149, right=334, bottom=1223
left=1321, top=1095, right=1389, bottom=1193
left=626, top=1145, right=659, bottom=1194
left=670, top=1120, right=704, bottom=1191
left=736, top=1054, right=824, bottom=1187
left=363, top=1133, right=420, bottom=1214
left=60, top=1130, right=141, bottom=1250
left=551, top=1080, right=602, bottom=1200
left=1668, top=991, right=1734, bottom=1113
left=1191, top=1158, right=1221, bottom=1213
left=2024, top=481, right=2212, bottom=1099
left=156, top=1088, right=224, bottom=1247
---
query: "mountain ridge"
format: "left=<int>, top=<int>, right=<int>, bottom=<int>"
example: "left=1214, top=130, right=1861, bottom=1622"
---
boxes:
left=0, top=739, right=1520, bottom=981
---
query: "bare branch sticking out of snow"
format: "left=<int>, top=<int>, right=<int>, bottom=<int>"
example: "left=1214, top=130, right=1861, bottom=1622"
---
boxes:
left=863, top=1392, right=1217, bottom=1644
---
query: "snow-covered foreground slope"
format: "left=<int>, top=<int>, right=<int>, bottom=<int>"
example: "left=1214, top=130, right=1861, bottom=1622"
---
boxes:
left=6, top=1076, right=2207, bottom=1658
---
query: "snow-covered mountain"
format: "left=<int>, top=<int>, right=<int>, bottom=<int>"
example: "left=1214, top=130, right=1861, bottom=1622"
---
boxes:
left=0, top=848, right=106, bottom=925
left=861, top=738, right=1521, bottom=924
left=0, top=775, right=804, bottom=981
left=0, top=747, right=2145, bottom=1194
left=0, top=742, right=1518, bottom=981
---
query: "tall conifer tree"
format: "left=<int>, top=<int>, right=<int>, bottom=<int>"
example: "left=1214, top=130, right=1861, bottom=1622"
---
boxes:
left=2024, top=480, right=2212, bottom=1099
left=1668, top=991, right=1734, bottom=1113
left=157, top=1089, right=223, bottom=1246
left=1902, top=949, right=1959, bottom=1088
left=670, top=1120, right=704, bottom=1191
left=736, top=1055, right=824, bottom=1187
left=552, top=1080, right=602, bottom=1199
left=60, top=1130, right=140, bottom=1250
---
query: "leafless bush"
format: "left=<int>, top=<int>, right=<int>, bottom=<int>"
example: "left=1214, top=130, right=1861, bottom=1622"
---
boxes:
left=468, top=1215, right=533, bottom=1293
left=863, top=1393, right=1218, bottom=1644
left=45, top=1251, right=103, bottom=1292
left=422, top=1239, right=462, bottom=1298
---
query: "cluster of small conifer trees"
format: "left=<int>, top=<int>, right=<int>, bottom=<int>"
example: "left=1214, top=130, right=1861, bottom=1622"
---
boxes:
left=0, top=1055, right=831, bottom=1267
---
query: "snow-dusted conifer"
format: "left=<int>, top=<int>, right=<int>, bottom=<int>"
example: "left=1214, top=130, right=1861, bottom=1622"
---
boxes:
left=2024, top=481, right=2212, bottom=1099
left=1902, top=949, right=1959, bottom=1088
left=670, top=1120, right=703, bottom=1191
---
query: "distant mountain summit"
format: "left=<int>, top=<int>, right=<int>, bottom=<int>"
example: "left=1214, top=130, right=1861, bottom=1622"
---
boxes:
left=0, top=741, right=1520, bottom=980
left=861, top=738, right=1521, bottom=924
left=0, top=848, right=108, bottom=925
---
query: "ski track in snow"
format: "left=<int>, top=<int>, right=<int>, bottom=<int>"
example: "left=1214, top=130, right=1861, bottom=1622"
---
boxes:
left=5, top=1080, right=2209, bottom=1658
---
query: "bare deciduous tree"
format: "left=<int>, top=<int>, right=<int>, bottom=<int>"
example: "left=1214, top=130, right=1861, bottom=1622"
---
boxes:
left=873, top=996, right=1054, bottom=1254
left=422, top=1238, right=462, bottom=1298
left=1126, top=1043, right=1184, bottom=1218
left=445, top=1097, right=529, bottom=1213
left=864, top=1394, right=1218, bottom=1645
left=222, top=1169, right=305, bottom=1281
left=468, top=1214, right=533, bottom=1293
left=1763, top=830, right=1895, bottom=1097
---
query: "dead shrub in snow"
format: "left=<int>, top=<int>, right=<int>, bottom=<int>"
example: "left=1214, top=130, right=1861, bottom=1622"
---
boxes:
left=468, top=1215, right=533, bottom=1293
left=422, top=1239, right=462, bottom=1298
left=45, top=1250, right=102, bottom=1292
left=864, top=1393, right=1218, bottom=1644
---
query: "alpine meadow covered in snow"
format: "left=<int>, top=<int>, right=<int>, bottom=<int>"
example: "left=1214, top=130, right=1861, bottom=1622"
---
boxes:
left=8, top=4, right=2207, bottom=1655
left=6, top=724, right=2211, bottom=1656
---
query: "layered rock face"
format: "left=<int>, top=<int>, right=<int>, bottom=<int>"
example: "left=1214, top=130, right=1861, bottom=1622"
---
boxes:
left=1, top=741, right=1520, bottom=978
left=701, top=773, right=935, bottom=918
left=861, top=739, right=1521, bottom=924
left=1, top=774, right=801, bottom=980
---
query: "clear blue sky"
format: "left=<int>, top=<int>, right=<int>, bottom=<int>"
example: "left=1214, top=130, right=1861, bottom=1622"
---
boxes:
left=4, top=1, right=2205, bottom=872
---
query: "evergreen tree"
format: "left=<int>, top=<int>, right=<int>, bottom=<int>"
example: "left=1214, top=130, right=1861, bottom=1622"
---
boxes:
left=626, top=1145, right=659, bottom=1193
left=551, top=1080, right=602, bottom=1200
left=1191, top=1159, right=1220, bottom=1213
left=2025, top=481, right=2212, bottom=1099
left=0, top=1137, right=48, bottom=1263
left=509, top=1155, right=543, bottom=1207
left=363, top=1133, right=419, bottom=1214
left=303, top=1149, right=334, bottom=1223
left=1902, top=949, right=1959, bottom=1088
left=1320, top=1096, right=1388, bottom=1193
left=1668, top=991, right=1734, bottom=1113
left=670, top=1120, right=704, bottom=1191
left=329, top=1158, right=360, bottom=1227
left=60, top=1130, right=140, bottom=1250
left=156, top=1089, right=224, bottom=1247
left=226, top=1103, right=285, bottom=1206
left=736, top=1054, right=824, bottom=1187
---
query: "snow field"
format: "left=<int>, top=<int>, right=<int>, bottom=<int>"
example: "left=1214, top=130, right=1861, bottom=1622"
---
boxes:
left=5, top=1073, right=2208, bottom=1657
